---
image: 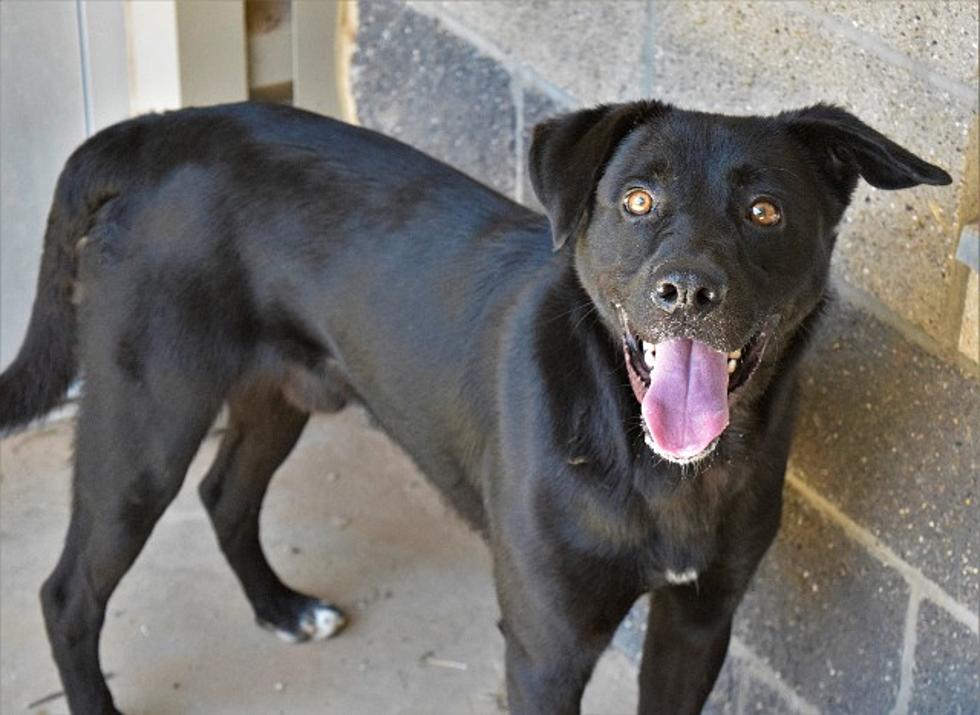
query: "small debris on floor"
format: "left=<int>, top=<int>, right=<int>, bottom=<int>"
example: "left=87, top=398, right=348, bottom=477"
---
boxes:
left=420, top=650, right=468, bottom=671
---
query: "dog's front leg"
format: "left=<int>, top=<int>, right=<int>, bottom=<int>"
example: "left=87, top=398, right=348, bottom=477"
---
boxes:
left=492, top=540, right=637, bottom=715
left=637, top=576, right=744, bottom=714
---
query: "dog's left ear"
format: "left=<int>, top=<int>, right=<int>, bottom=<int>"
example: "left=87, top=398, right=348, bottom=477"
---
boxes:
left=783, top=104, right=952, bottom=196
left=529, top=101, right=665, bottom=250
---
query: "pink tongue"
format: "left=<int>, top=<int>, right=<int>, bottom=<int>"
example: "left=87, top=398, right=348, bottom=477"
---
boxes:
left=641, top=338, right=730, bottom=460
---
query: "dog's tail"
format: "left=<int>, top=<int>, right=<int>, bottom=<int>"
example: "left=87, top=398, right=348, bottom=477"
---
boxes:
left=0, top=119, right=144, bottom=434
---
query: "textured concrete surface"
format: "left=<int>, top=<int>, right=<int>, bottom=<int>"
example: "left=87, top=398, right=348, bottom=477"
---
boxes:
left=791, top=299, right=980, bottom=604
left=740, top=677, right=796, bottom=715
left=910, top=601, right=980, bottom=715
left=411, top=0, right=650, bottom=105
left=350, top=0, right=516, bottom=197
left=0, top=412, right=638, bottom=714
left=735, top=492, right=907, bottom=714
left=811, top=0, right=980, bottom=85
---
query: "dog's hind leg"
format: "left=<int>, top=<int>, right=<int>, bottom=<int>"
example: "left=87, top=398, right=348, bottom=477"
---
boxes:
left=199, top=379, right=346, bottom=643
left=40, top=367, right=224, bottom=715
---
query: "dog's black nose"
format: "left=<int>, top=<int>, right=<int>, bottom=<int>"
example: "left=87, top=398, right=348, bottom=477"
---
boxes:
left=651, top=270, right=727, bottom=314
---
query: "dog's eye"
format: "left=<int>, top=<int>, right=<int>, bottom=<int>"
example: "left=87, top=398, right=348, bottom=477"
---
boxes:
left=748, top=199, right=781, bottom=227
left=623, top=189, right=655, bottom=216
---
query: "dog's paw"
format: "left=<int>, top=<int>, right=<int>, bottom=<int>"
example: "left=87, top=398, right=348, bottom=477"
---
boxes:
left=257, top=597, right=347, bottom=643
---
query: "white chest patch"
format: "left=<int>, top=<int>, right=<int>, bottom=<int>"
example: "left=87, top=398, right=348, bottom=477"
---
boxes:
left=665, top=568, right=699, bottom=585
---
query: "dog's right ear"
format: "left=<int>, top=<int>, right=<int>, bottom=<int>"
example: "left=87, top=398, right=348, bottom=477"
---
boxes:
left=529, top=101, right=665, bottom=251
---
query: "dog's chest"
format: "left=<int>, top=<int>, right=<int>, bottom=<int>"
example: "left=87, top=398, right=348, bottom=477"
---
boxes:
left=644, top=512, right=716, bottom=583
left=635, top=473, right=734, bottom=584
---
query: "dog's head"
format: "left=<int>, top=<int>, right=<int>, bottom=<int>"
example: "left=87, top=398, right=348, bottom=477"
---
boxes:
left=529, top=101, right=951, bottom=465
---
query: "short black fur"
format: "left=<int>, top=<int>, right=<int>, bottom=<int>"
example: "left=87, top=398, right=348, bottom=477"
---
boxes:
left=0, top=100, right=950, bottom=714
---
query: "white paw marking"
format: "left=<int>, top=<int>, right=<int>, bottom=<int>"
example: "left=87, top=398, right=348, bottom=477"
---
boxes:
left=269, top=601, right=346, bottom=643
left=304, top=603, right=346, bottom=640
left=275, top=627, right=303, bottom=644
left=665, top=568, right=698, bottom=585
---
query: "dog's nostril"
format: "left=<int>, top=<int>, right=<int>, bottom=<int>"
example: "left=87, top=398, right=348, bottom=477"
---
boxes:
left=656, top=282, right=679, bottom=304
left=652, top=272, right=726, bottom=313
left=695, top=287, right=716, bottom=307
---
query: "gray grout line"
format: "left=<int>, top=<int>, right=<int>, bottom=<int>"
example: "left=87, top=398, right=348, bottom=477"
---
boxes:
left=512, top=73, right=525, bottom=204
left=890, top=585, right=922, bottom=715
left=733, top=652, right=748, bottom=715
left=730, top=638, right=821, bottom=715
left=831, top=279, right=979, bottom=380
left=786, top=473, right=979, bottom=636
left=784, top=0, right=979, bottom=109
left=406, top=0, right=581, bottom=109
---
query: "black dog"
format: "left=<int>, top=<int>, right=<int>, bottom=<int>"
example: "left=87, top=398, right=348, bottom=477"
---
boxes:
left=0, top=100, right=950, bottom=714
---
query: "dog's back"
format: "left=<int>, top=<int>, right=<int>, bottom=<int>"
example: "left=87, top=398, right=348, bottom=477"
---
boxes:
left=0, top=103, right=544, bottom=441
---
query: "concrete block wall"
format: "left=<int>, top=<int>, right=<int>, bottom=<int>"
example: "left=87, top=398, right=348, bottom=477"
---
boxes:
left=346, top=1, right=978, bottom=712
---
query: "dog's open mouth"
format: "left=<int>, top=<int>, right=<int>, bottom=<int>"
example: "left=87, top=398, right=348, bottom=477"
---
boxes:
left=622, top=323, right=771, bottom=464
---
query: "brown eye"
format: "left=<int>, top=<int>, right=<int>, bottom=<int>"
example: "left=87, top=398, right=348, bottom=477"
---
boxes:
left=623, top=188, right=655, bottom=216
left=749, top=199, right=781, bottom=226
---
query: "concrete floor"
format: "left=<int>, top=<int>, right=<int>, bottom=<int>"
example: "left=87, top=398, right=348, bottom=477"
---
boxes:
left=0, top=408, right=638, bottom=715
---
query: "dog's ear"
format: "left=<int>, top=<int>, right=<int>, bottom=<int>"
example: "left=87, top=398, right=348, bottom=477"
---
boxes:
left=529, top=101, right=665, bottom=250
left=783, top=104, right=952, bottom=198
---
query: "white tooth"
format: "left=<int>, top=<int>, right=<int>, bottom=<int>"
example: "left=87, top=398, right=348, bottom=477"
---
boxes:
left=727, top=359, right=737, bottom=374
left=729, top=349, right=742, bottom=359
left=643, top=342, right=655, bottom=368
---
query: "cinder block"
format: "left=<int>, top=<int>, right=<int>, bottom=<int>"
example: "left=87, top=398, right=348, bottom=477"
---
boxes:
left=740, top=674, right=802, bottom=714
left=648, top=0, right=974, bottom=345
left=810, top=1, right=980, bottom=86
left=791, top=300, right=979, bottom=605
left=734, top=491, right=907, bottom=713
left=412, top=0, right=650, bottom=104
left=910, top=600, right=980, bottom=714
left=350, top=1, right=516, bottom=196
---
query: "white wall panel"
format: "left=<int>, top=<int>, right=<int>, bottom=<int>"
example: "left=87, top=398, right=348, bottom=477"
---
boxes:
left=0, top=1, right=88, bottom=369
